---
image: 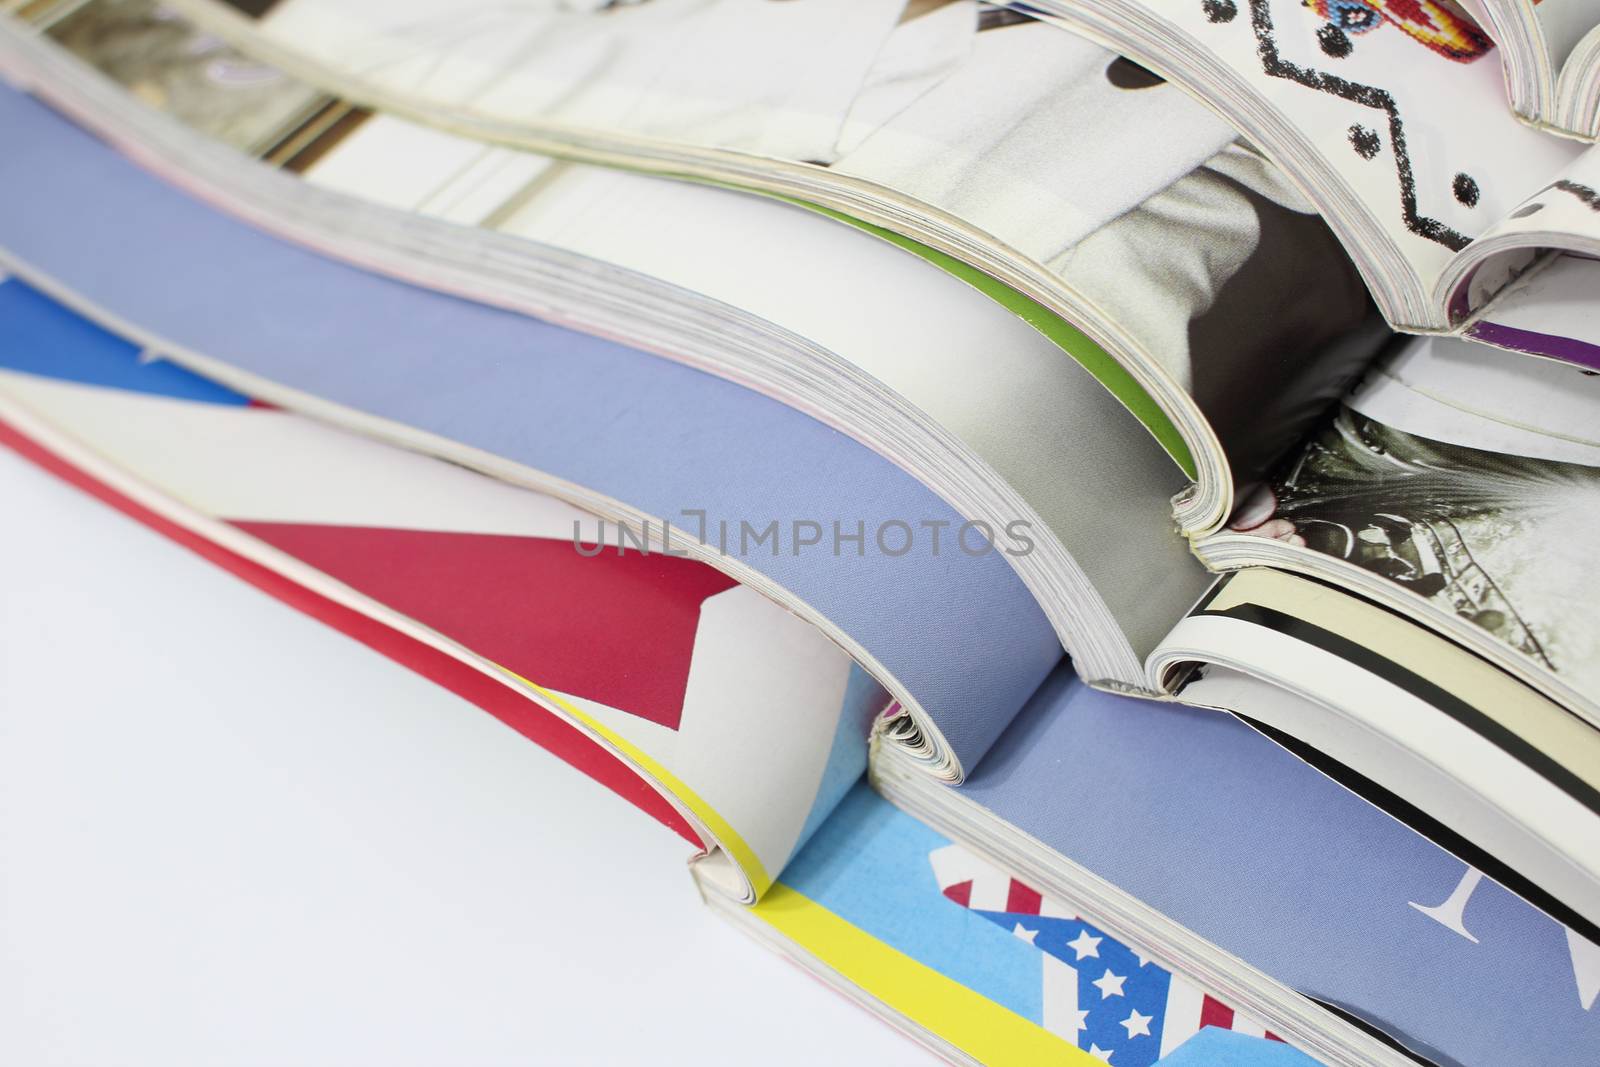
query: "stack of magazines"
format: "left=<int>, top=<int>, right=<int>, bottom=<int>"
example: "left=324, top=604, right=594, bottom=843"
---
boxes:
left=3, top=1, right=1597, bottom=1063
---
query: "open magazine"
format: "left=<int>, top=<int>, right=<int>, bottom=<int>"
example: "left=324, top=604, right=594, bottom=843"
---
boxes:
left=5, top=3, right=1600, bottom=1063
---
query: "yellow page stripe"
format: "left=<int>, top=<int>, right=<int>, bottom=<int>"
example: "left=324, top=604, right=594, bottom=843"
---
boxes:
left=501, top=668, right=773, bottom=896
left=753, top=883, right=1091, bottom=1066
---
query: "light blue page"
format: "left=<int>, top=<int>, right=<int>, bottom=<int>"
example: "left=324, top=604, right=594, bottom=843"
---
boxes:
left=0, top=85, right=1062, bottom=766
left=964, top=666, right=1600, bottom=1066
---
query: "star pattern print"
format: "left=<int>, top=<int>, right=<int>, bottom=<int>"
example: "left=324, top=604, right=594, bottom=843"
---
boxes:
left=1068, top=929, right=1102, bottom=960
left=930, top=844, right=1288, bottom=1064
left=1093, top=967, right=1128, bottom=1000
left=988, top=910, right=1172, bottom=1064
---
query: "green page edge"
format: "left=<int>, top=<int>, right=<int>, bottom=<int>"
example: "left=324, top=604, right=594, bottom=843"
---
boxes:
left=773, top=195, right=1197, bottom=480
left=590, top=162, right=1195, bottom=480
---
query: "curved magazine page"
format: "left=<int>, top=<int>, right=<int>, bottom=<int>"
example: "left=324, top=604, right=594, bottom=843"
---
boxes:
left=1464, top=252, right=1600, bottom=368
left=1022, top=0, right=1582, bottom=328
left=0, top=14, right=1211, bottom=694
left=1460, top=0, right=1540, bottom=121
left=0, top=275, right=902, bottom=902
left=107, top=0, right=1209, bottom=480
left=470, top=164, right=1208, bottom=670
left=1443, top=142, right=1600, bottom=342
left=0, top=414, right=718, bottom=842
left=129, top=0, right=1383, bottom=534
left=1152, top=568, right=1600, bottom=932
left=712, top=780, right=1321, bottom=1066
left=1554, top=23, right=1600, bottom=137
left=872, top=665, right=1600, bottom=1067
left=1208, top=331, right=1600, bottom=724
left=0, top=88, right=1064, bottom=785
left=1534, top=1, right=1600, bottom=89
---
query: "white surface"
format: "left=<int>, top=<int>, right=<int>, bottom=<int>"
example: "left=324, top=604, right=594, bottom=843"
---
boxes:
left=0, top=447, right=939, bottom=1066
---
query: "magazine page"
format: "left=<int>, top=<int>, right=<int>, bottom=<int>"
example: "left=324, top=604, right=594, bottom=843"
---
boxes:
left=1219, top=332, right=1600, bottom=716
left=125, top=0, right=1383, bottom=536
left=40, top=0, right=334, bottom=154
left=0, top=273, right=900, bottom=902
left=1465, top=251, right=1600, bottom=367
left=1442, top=139, right=1600, bottom=334
left=301, top=123, right=1209, bottom=671
left=201, top=0, right=1236, bottom=240
left=1513, top=0, right=1600, bottom=69
left=1027, top=0, right=1581, bottom=327
left=873, top=665, right=1600, bottom=1067
left=1526, top=0, right=1600, bottom=71
left=1152, top=567, right=1600, bottom=933
left=826, top=16, right=1234, bottom=267
left=823, top=10, right=1374, bottom=465
left=718, top=778, right=1321, bottom=1066
left=1042, top=140, right=1382, bottom=488
left=0, top=81, right=1068, bottom=782
left=1555, top=20, right=1600, bottom=136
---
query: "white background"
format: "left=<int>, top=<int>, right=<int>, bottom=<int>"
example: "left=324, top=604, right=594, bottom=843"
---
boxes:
left=0, top=447, right=939, bottom=1066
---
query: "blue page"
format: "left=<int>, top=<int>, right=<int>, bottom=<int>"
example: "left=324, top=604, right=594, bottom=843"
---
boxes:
left=0, top=85, right=1062, bottom=767
left=782, top=782, right=1332, bottom=1065
left=963, top=666, right=1600, bottom=1066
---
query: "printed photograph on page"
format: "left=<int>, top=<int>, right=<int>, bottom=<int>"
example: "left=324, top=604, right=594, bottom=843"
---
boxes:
left=46, top=0, right=331, bottom=155
left=1235, top=404, right=1600, bottom=696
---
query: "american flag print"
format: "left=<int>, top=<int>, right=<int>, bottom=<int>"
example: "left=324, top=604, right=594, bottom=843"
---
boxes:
left=930, top=844, right=1288, bottom=1064
left=0, top=274, right=881, bottom=885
